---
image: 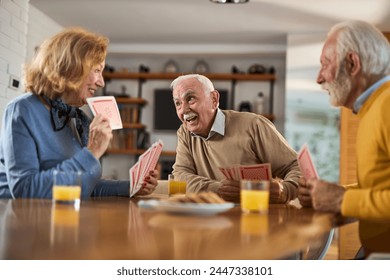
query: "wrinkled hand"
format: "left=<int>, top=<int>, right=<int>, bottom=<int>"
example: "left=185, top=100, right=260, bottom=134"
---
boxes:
left=218, top=179, right=240, bottom=203
left=87, top=114, right=112, bottom=159
left=136, top=169, right=159, bottom=196
left=269, top=180, right=288, bottom=204
left=298, top=177, right=313, bottom=207
left=306, top=179, right=345, bottom=213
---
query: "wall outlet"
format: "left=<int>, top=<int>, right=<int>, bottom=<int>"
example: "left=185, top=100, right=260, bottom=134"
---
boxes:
left=9, top=75, right=20, bottom=90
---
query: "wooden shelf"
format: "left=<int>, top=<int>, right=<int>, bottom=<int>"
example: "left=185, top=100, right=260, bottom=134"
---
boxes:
left=122, top=123, right=145, bottom=129
left=104, top=71, right=276, bottom=117
left=103, top=72, right=275, bottom=81
left=106, top=149, right=176, bottom=157
left=115, top=97, right=147, bottom=105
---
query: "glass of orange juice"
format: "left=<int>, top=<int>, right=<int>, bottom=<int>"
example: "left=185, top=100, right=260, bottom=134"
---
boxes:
left=240, top=180, right=270, bottom=214
left=52, top=170, right=82, bottom=208
left=168, top=174, right=186, bottom=195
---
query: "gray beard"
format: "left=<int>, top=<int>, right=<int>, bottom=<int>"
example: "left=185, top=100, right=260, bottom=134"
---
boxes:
left=322, top=66, right=352, bottom=107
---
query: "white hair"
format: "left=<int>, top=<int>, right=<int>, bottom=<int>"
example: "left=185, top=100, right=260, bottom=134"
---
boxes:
left=170, top=74, right=215, bottom=95
left=329, top=20, right=390, bottom=76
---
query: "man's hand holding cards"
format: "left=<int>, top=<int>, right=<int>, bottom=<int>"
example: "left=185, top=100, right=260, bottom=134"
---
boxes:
left=219, top=163, right=272, bottom=180
left=297, top=143, right=319, bottom=179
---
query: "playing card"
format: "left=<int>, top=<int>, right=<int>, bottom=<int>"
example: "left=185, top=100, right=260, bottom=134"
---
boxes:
left=226, top=167, right=237, bottom=180
left=218, top=163, right=272, bottom=181
left=219, top=167, right=230, bottom=179
left=129, top=140, right=164, bottom=197
left=234, top=165, right=241, bottom=180
left=297, top=143, right=319, bottom=179
left=129, top=161, right=139, bottom=197
left=239, top=163, right=272, bottom=180
left=136, top=146, right=153, bottom=182
left=86, top=96, right=123, bottom=130
left=139, top=141, right=163, bottom=183
left=145, top=140, right=163, bottom=173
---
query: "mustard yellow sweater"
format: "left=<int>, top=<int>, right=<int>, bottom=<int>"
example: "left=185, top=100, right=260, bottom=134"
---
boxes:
left=344, top=81, right=390, bottom=253
left=173, top=110, right=300, bottom=201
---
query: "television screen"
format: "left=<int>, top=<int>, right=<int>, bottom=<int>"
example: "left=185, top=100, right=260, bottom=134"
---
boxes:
left=153, top=89, right=228, bottom=132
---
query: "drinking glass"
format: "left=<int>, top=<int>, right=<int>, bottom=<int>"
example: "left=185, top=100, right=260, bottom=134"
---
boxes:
left=168, top=174, right=187, bottom=195
left=240, top=180, right=270, bottom=214
left=52, top=170, right=82, bottom=208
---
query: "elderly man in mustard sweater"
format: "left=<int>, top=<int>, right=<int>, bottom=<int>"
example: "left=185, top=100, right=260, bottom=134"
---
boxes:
left=170, top=74, right=301, bottom=204
left=298, top=20, right=390, bottom=258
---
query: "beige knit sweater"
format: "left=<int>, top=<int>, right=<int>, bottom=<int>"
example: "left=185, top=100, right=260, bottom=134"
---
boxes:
left=172, top=110, right=301, bottom=201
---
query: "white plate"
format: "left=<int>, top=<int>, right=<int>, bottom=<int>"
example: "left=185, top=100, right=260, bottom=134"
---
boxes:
left=137, top=200, right=234, bottom=216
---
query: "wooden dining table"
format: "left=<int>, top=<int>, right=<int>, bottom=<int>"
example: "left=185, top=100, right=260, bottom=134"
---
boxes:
left=0, top=195, right=352, bottom=260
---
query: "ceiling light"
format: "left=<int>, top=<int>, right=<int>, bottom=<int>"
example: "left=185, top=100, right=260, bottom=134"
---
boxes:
left=210, top=0, right=249, bottom=4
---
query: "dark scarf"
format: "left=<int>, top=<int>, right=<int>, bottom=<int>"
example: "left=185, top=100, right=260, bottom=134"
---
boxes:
left=43, top=96, right=90, bottom=147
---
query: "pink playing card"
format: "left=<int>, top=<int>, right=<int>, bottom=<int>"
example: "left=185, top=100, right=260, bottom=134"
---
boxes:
left=129, top=161, right=139, bottom=197
left=129, top=140, right=164, bottom=197
left=239, top=163, right=272, bottom=180
left=226, top=167, right=236, bottom=180
left=219, top=167, right=230, bottom=179
left=137, top=146, right=153, bottom=183
left=297, top=144, right=319, bottom=179
left=144, top=140, right=163, bottom=174
left=87, top=96, right=123, bottom=130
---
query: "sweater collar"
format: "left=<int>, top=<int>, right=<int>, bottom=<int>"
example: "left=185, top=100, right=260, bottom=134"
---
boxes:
left=191, top=108, right=225, bottom=140
left=353, top=75, right=390, bottom=114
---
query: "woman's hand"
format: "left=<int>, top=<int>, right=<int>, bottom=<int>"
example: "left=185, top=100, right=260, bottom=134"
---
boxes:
left=87, top=114, right=113, bottom=159
left=136, top=169, right=159, bottom=196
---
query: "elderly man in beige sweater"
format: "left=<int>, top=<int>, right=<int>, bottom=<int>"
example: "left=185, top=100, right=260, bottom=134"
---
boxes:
left=170, top=74, right=300, bottom=203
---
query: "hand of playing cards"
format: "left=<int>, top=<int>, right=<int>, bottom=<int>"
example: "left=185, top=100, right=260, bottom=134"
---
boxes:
left=297, top=143, right=319, bottom=179
left=219, top=163, right=272, bottom=180
left=129, top=140, right=164, bottom=197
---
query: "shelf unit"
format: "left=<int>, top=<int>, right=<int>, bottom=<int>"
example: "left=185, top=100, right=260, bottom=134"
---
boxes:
left=106, top=97, right=147, bottom=154
left=103, top=71, right=276, bottom=156
left=103, top=72, right=276, bottom=117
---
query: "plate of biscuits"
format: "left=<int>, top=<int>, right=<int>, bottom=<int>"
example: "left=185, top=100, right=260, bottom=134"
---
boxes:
left=137, top=192, right=235, bottom=215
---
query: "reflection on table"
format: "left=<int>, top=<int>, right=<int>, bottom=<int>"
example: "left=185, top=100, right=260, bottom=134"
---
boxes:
left=0, top=197, right=351, bottom=260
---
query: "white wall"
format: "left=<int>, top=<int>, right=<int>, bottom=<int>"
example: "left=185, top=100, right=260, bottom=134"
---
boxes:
left=285, top=33, right=340, bottom=182
left=0, top=0, right=29, bottom=120
left=0, top=0, right=62, bottom=128
left=0, top=0, right=29, bottom=257
left=25, top=4, right=62, bottom=62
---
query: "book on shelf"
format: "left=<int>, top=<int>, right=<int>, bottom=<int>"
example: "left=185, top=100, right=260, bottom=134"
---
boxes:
left=109, top=130, right=137, bottom=150
left=118, top=105, right=139, bottom=124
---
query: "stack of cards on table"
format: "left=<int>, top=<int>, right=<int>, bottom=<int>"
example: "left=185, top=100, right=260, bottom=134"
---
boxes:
left=129, top=140, right=164, bottom=197
left=86, top=96, right=123, bottom=130
left=219, top=163, right=272, bottom=180
left=297, top=143, right=319, bottom=179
